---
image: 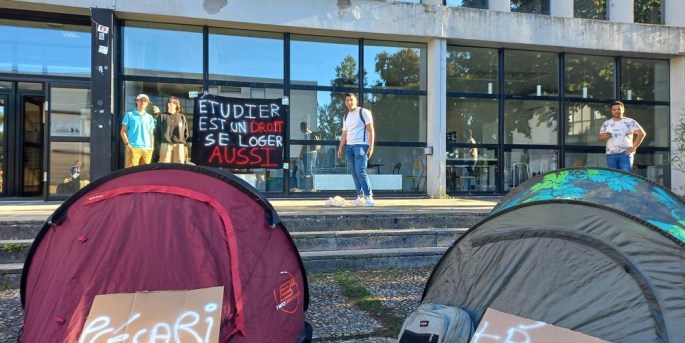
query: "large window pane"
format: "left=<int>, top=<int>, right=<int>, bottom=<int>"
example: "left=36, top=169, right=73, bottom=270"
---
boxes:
left=504, top=100, right=558, bottom=144
left=49, top=142, right=90, bottom=196
left=504, top=148, right=558, bottom=191
left=634, top=0, right=662, bottom=24
left=364, top=41, right=427, bottom=91
left=626, top=104, right=669, bottom=148
left=290, top=90, right=344, bottom=141
left=565, top=102, right=609, bottom=146
left=504, top=50, right=558, bottom=96
left=564, top=151, right=607, bottom=168
left=565, top=54, right=614, bottom=99
left=574, top=0, right=606, bottom=19
left=445, top=0, right=488, bottom=9
left=447, top=98, right=498, bottom=144
left=447, top=46, right=499, bottom=94
left=50, top=88, right=91, bottom=138
left=365, top=94, right=427, bottom=142
left=446, top=148, right=498, bottom=192
left=511, top=0, right=550, bottom=14
left=123, top=22, right=202, bottom=78
left=209, top=29, right=283, bottom=83
left=621, top=58, right=669, bottom=102
left=0, top=19, right=90, bottom=76
left=634, top=151, right=669, bottom=187
left=291, top=35, right=359, bottom=87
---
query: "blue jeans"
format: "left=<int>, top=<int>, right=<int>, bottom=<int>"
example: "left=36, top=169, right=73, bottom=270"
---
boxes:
left=345, top=145, right=373, bottom=197
left=606, top=153, right=633, bottom=172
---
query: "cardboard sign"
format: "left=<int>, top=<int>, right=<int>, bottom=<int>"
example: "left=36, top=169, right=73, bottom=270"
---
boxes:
left=191, top=94, right=285, bottom=169
left=470, top=308, right=608, bottom=343
left=78, top=286, right=224, bottom=343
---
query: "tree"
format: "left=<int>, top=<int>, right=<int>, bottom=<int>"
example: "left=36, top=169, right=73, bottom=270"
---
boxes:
left=315, top=55, right=359, bottom=141
left=574, top=0, right=606, bottom=20
left=510, top=0, right=549, bottom=14
left=634, top=0, right=661, bottom=24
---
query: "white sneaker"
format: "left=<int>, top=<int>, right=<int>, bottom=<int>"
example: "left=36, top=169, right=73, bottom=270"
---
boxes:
left=364, top=196, right=375, bottom=207
left=349, top=197, right=366, bottom=206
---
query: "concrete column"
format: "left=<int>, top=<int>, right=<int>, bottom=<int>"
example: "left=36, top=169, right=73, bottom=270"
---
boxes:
left=489, top=0, right=510, bottom=12
left=426, top=38, right=447, bottom=197
left=608, top=0, right=634, bottom=23
left=550, top=0, right=573, bottom=18
left=422, top=0, right=442, bottom=5
left=664, top=0, right=685, bottom=26
left=670, top=57, right=685, bottom=194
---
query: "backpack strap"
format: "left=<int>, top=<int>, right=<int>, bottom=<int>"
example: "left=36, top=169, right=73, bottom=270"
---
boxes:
left=343, top=107, right=368, bottom=143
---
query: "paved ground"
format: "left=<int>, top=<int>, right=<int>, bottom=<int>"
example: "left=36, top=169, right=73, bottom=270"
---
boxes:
left=0, top=267, right=433, bottom=342
left=0, top=197, right=498, bottom=222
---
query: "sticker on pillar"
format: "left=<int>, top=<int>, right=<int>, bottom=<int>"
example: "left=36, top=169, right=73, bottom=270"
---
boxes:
left=98, top=46, right=109, bottom=55
left=99, top=32, right=105, bottom=40
left=97, top=25, right=109, bottom=34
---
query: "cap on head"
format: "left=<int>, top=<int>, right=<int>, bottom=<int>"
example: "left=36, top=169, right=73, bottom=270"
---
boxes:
left=136, top=94, right=150, bottom=101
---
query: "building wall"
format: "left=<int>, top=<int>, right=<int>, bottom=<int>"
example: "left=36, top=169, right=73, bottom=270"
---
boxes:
left=3, top=0, right=685, bottom=195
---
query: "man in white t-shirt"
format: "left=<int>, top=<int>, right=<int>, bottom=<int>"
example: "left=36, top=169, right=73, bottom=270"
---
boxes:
left=598, top=101, right=646, bottom=172
left=337, top=93, right=376, bottom=206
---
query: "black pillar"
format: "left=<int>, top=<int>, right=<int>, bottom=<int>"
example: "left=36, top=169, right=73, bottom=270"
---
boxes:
left=90, top=8, right=115, bottom=180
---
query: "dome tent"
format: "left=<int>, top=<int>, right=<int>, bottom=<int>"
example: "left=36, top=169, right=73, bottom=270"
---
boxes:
left=20, top=164, right=312, bottom=343
left=403, top=167, right=685, bottom=342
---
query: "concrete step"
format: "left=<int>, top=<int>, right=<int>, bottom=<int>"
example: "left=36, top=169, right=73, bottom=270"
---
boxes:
left=0, top=263, right=22, bottom=289
left=301, top=247, right=448, bottom=272
left=0, top=212, right=487, bottom=240
left=292, top=228, right=466, bottom=252
left=0, top=240, right=32, bottom=264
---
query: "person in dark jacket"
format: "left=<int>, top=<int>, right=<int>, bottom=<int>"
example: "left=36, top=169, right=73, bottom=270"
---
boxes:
left=157, top=96, right=190, bottom=163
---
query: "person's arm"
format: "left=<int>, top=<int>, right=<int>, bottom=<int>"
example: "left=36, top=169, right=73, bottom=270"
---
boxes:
left=366, top=123, right=375, bottom=158
left=183, top=114, right=190, bottom=142
left=150, top=128, right=155, bottom=150
left=120, top=125, right=131, bottom=151
left=598, top=132, right=612, bottom=141
left=625, top=128, right=646, bottom=155
left=337, top=131, right=347, bottom=158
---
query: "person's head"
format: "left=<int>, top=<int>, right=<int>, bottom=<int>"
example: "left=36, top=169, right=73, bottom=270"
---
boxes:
left=610, top=101, right=625, bottom=119
left=344, top=93, right=359, bottom=110
left=135, top=94, right=150, bottom=112
left=74, top=160, right=83, bottom=167
left=300, top=121, right=310, bottom=133
left=167, top=96, right=182, bottom=114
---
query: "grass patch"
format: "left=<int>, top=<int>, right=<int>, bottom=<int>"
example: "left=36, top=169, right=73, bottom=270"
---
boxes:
left=333, top=271, right=405, bottom=337
left=2, top=240, right=29, bottom=253
left=0, top=275, right=13, bottom=291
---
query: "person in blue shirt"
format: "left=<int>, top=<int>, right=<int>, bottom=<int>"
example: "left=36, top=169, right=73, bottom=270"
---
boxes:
left=120, top=94, right=156, bottom=168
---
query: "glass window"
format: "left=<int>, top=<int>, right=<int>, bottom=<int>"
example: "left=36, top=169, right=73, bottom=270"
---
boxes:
left=445, top=0, right=488, bottom=9
left=446, top=148, right=498, bottom=192
left=209, top=29, right=283, bottom=83
left=123, top=22, right=202, bottom=79
left=504, top=100, right=558, bottom=144
left=565, top=54, right=614, bottom=99
left=50, top=88, right=91, bottom=138
left=621, top=58, right=669, bottom=102
left=0, top=81, right=12, bottom=90
left=291, top=35, right=359, bottom=88
left=504, top=51, right=558, bottom=96
left=511, top=0, right=550, bottom=14
left=503, top=148, right=558, bottom=191
left=289, top=90, right=344, bottom=142
left=633, top=151, right=669, bottom=187
left=0, top=19, right=90, bottom=76
left=564, top=151, right=606, bottom=168
left=574, top=0, right=606, bottom=19
left=447, top=98, right=498, bottom=144
left=447, top=46, right=498, bottom=94
left=565, top=102, right=609, bottom=146
left=18, top=82, right=43, bottom=91
left=626, top=104, right=669, bottom=148
left=634, top=0, right=661, bottom=24
left=365, top=93, right=427, bottom=142
left=49, top=142, right=90, bottom=196
left=364, top=40, right=427, bottom=91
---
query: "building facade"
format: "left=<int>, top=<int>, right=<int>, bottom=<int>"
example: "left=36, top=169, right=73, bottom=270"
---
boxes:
left=1, top=0, right=684, bottom=199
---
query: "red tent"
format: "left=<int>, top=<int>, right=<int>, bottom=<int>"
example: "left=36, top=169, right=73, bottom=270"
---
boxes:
left=20, top=164, right=311, bottom=342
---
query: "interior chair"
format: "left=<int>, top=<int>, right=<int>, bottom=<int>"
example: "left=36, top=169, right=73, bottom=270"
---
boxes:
left=392, top=162, right=401, bottom=174
left=511, top=163, right=531, bottom=188
left=405, top=159, right=427, bottom=191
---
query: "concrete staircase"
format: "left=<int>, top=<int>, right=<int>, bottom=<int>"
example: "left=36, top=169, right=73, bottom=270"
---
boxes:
left=0, top=210, right=488, bottom=288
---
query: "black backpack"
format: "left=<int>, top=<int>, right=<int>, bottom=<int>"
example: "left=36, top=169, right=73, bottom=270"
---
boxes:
left=343, top=108, right=367, bottom=142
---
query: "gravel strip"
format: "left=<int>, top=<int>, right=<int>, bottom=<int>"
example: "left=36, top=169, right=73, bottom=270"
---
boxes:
left=0, top=289, right=22, bottom=343
left=0, top=267, right=432, bottom=343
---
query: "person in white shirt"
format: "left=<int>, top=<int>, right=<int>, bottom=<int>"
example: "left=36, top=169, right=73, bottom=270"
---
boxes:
left=598, top=101, right=646, bottom=172
left=337, top=93, right=376, bottom=206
